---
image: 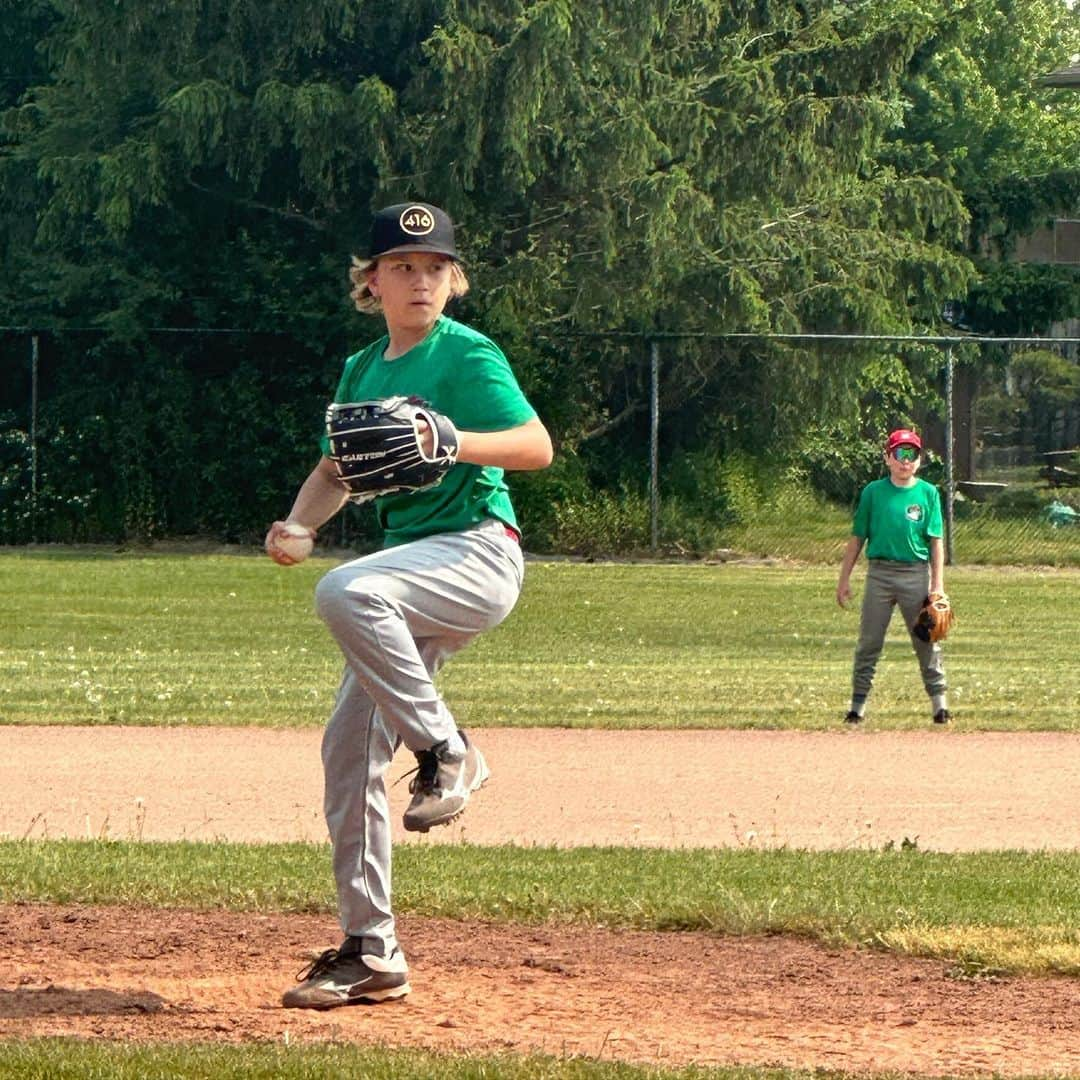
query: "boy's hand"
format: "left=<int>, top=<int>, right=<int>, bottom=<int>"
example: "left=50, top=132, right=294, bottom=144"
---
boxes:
left=415, top=417, right=434, bottom=458
left=265, top=520, right=316, bottom=566
left=836, top=581, right=853, bottom=608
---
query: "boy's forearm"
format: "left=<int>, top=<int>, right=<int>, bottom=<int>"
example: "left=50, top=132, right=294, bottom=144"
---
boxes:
left=837, top=536, right=863, bottom=581
left=288, top=458, right=350, bottom=530
left=456, top=418, right=553, bottom=471
left=929, top=537, right=945, bottom=593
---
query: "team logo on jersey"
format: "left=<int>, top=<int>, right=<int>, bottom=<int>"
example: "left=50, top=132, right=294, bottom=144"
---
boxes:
left=399, top=205, right=436, bottom=236
left=905, top=504, right=924, bottom=522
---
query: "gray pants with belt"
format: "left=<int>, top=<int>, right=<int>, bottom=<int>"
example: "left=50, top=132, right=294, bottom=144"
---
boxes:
left=852, top=559, right=947, bottom=701
left=313, top=518, right=524, bottom=954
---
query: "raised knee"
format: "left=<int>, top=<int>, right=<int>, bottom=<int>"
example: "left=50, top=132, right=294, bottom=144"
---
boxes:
left=314, top=570, right=354, bottom=625
left=315, top=570, right=389, bottom=626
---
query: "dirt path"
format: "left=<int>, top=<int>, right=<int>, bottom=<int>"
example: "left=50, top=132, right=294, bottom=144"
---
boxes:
left=3, top=726, right=1080, bottom=1076
left=4, top=727, right=1080, bottom=851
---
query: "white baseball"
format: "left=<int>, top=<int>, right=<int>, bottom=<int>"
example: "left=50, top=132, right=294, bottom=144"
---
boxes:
left=275, top=522, right=314, bottom=563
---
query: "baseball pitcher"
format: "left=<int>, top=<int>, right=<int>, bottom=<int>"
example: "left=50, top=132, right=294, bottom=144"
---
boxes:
left=265, top=202, right=553, bottom=1009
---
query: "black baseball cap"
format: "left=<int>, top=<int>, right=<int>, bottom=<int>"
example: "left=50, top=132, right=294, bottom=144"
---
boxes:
left=368, top=202, right=459, bottom=260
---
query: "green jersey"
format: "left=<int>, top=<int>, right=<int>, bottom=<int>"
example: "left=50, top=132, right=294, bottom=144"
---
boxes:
left=851, top=477, right=943, bottom=563
left=321, top=316, right=537, bottom=547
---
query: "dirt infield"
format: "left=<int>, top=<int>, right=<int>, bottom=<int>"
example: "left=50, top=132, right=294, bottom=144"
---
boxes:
left=3, top=726, right=1080, bottom=1075
left=5, top=726, right=1080, bottom=850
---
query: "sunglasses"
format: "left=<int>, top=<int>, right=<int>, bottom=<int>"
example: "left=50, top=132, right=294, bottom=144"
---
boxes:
left=891, top=446, right=919, bottom=463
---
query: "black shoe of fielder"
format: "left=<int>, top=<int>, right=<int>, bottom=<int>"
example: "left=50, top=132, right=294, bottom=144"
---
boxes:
left=403, top=731, right=490, bottom=833
left=933, top=709, right=951, bottom=725
left=844, top=711, right=863, bottom=724
left=282, top=938, right=410, bottom=1009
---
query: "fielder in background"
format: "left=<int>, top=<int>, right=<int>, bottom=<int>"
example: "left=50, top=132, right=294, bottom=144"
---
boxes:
left=264, top=201, right=553, bottom=1009
left=835, top=428, right=950, bottom=726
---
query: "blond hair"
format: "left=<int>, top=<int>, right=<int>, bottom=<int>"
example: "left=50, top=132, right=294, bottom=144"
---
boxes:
left=349, top=255, right=470, bottom=315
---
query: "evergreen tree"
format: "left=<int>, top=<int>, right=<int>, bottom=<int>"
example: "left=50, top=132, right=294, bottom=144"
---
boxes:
left=1, top=1, right=1002, bottom=541
left=3, top=3, right=972, bottom=403
left=408, top=0, right=974, bottom=448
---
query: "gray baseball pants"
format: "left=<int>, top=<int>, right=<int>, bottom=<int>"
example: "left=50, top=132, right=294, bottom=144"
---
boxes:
left=314, top=518, right=524, bottom=954
left=852, top=558, right=947, bottom=701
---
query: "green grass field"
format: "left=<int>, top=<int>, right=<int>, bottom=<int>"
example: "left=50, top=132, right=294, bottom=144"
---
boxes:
left=2, top=547, right=1079, bottom=1078
left=2, top=549, right=1078, bottom=730
left=2, top=839, right=1078, bottom=977
left=0, top=1040, right=832, bottom=1080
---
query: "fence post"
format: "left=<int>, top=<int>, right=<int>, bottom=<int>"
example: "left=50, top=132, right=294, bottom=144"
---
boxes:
left=30, top=333, right=39, bottom=543
left=944, top=346, right=954, bottom=566
left=650, top=339, right=660, bottom=551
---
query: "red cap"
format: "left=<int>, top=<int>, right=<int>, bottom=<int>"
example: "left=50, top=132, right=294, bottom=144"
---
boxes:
left=885, top=429, right=922, bottom=453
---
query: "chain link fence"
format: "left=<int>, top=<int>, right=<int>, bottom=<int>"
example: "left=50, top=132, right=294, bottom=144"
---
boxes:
left=0, top=327, right=382, bottom=551
left=717, top=333, right=1079, bottom=567
left=2, top=328, right=1078, bottom=565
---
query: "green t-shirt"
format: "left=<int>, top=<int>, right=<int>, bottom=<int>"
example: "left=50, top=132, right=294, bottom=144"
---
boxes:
left=851, top=476, right=943, bottom=563
left=320, top=316, right=537, bottom=547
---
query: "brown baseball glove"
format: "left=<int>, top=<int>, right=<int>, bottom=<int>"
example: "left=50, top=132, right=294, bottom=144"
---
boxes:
left=912, top=592, right=956, bottom=643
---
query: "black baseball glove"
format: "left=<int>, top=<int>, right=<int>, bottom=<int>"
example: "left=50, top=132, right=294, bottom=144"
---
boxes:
left=325, top=396, right=459, bottom=504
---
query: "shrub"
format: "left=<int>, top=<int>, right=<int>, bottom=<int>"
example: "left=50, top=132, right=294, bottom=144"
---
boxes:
left=663, top=448, right=736, bottom=526
left=510, top=452, right=595, bottom=552
left=798, top=428, right=882, bottom=506
left=552, top=486, right=651, bottom=557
